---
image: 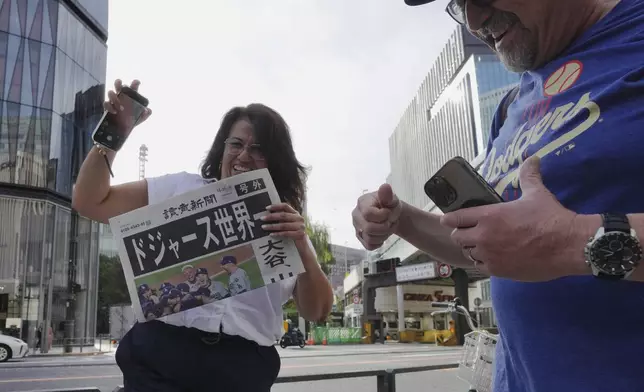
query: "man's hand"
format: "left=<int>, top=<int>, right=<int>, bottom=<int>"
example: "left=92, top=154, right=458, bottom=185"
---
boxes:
left=352, top=184, right=402, bottom=250
left=440, top=156, right=588, bottom=282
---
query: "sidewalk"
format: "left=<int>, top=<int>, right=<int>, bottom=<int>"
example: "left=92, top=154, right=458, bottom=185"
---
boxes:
left=26, top=340, right=453, bottom=358
left=29, top=339, right=116, bottom=357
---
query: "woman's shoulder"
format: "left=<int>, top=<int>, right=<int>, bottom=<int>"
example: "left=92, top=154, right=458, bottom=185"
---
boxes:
left=146, top=171, right=217, bottom=205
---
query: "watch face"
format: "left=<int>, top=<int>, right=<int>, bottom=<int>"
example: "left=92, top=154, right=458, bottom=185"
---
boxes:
left=590, top=232, right=643, bottom=274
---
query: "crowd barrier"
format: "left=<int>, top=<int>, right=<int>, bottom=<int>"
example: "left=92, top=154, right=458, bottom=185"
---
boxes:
left=311, top=326, right=362, bottom=344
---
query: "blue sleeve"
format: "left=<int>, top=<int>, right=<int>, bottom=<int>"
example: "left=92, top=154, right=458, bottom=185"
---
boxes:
left=486, top=86, right=518, bottom=155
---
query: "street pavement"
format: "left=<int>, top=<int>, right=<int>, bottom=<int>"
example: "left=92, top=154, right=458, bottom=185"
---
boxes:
left=0, top=344, right=468, bottom=392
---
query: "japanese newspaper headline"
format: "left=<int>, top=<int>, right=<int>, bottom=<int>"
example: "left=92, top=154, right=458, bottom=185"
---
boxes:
left=108, top=169, right=305, bottom=323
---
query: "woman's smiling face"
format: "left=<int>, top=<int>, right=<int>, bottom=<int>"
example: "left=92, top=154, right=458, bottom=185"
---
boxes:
left=219, top=119, right=267, bottom=179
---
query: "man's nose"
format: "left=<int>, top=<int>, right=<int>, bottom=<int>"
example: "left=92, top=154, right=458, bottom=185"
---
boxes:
left=466, top=1, right=494, bottom=32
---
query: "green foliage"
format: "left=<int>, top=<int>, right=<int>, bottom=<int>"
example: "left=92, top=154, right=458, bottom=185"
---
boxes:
left=283, top=298, right=298, bottom=314
left=334, top=294, right=345, bottom=312
left=96, top=255, right=130, bottom=334
left=281, top=216, right=335, bottom=318
left=304, top=216, right=335, bottom=275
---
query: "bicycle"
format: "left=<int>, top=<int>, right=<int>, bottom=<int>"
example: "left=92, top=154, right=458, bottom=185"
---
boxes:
left=430, top=298, right=497, bottom=392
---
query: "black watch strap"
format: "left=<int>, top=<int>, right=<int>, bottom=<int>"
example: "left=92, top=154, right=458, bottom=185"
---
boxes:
left=601, top=213, right=630, bottom=233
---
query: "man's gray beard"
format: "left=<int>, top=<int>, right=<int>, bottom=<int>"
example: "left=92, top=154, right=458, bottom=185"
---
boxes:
left=497, top=36, right=538, bottom=73
left=478, top=11, right=538, bottom=73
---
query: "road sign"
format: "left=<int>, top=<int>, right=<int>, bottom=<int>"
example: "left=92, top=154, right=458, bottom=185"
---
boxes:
left=474, top=297, right=482, bottom=307
left=438, top=263, right=453, bottom=279
left=353, top=294, right=359, bottom=304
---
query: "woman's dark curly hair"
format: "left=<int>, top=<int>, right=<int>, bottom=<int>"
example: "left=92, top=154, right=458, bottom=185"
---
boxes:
left=200, top=104, right=308, bottom=214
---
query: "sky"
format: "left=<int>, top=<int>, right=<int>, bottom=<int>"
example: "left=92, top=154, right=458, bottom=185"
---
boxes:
left=105, top=0, right=456, bottom=249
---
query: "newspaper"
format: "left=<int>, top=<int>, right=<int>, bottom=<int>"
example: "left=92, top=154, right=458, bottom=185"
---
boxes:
left=108, top=169, right=305, bottom=323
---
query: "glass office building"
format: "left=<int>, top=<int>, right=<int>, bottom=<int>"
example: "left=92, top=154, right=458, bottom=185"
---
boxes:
left=474, top=54, right=522, bottom=148
left=386, top=27, right=520, bottom=213
left=98, top=223, right=118, bottom=259
left=0, top=0, right=108, bottom=350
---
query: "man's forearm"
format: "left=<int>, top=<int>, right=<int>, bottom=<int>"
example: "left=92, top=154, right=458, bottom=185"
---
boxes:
left=395, top=202, right=473, bottom=268
left=566, top=214, right=644, bottom=282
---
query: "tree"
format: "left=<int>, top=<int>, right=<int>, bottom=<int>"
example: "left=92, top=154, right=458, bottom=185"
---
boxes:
left=96, top=255, right=130, bottom=334
left=304, top=216, right=335, bottom=275
left=334, top=293, right=345, bottom=313
left=281, top=216, right=335, bottom=326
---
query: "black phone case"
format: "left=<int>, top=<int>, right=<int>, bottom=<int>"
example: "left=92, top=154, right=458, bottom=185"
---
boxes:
left=424, top=156, right=503, bottom=213
left=120, top=86, right=149, bottom=107
left=91, top=87, right=149, bottom=152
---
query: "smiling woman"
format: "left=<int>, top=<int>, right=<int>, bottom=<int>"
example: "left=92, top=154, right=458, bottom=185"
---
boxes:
left=71, top=79, right=333, bottom=392
left=200, top=104, right=309, bottom=215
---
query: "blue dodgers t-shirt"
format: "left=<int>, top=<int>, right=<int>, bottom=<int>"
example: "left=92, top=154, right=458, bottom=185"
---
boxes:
left=482, top=1, right=644, bottom=391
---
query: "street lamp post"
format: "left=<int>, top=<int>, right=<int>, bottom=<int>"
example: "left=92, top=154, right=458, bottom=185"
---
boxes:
left=474, top=297, right=482, bottom=328
left=344, top=241, right=348, bottom=274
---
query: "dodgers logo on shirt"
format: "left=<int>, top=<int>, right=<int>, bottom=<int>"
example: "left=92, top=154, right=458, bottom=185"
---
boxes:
left=483, top=59, right=604, bottom=200
left=543, top=60, right=584, bottom=96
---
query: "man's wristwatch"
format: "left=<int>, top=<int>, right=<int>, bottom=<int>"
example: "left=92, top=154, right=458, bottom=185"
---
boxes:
left=584, top=213, right=643, bottom=280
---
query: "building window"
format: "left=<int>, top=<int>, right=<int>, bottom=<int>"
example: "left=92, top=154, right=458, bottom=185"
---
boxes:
left=481, top=280, right=491, bottom=301
left=479, top=307, right=497, bottom=327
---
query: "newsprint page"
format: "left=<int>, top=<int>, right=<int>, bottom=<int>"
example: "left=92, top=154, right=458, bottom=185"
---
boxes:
left=109, top=169, right=305, bottom=323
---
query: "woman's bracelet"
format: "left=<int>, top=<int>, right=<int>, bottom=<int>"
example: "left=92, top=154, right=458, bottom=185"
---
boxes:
left=94, top=143, right=115, bottom=178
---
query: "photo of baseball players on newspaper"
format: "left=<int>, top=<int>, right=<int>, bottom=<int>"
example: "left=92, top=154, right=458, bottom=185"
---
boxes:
left=108, top=169, right=305, bottom=323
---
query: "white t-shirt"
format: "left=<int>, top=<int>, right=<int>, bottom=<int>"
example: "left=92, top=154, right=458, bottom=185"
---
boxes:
left=147, top=171, right=300, bottom=346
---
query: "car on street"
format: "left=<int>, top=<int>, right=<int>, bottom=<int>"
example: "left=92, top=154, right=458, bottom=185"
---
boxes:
left=0, top=331, right=29, bottom=362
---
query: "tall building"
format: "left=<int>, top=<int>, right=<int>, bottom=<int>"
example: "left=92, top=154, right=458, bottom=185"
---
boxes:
left=138, top=144, right=148, bottom=180
left=0, top=0, right=108, bottom=350
left=98, top=223, right=118, bottom=259
left=327, top=244, right=366, bottom=289
left=377, top=25, right=520, bottom=264
left=353, top=28, right=519, bottom=340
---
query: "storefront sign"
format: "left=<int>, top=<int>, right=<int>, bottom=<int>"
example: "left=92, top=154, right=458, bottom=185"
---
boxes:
left=403, top=290, right=455, bottom=303
left=395, top=262, right=437, bottom=283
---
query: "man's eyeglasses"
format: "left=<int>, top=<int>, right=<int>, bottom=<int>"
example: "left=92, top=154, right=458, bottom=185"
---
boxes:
left=224, top=138, right=265, bottom=161
left=446, top=0, right=496, bottom=25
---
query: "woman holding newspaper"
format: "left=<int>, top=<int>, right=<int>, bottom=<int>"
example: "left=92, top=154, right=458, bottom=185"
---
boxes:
left=72, top=79, right=333, bottom=392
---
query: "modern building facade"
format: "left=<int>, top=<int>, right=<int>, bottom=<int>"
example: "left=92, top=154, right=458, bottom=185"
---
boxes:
left=365, top=26, right=520, bottom=336
left=377, top=25, right=520, bottom=266
left=342, top=267, right=496, bottom=338
left=327, top=244, right=366, bottom=289
left=0, top=0, right=108, bottom=351
left=98, top=223, right=118, bottom=259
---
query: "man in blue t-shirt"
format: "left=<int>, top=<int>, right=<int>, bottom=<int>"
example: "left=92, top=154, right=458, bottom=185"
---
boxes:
left=353, top=0, right=644, bottom=391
